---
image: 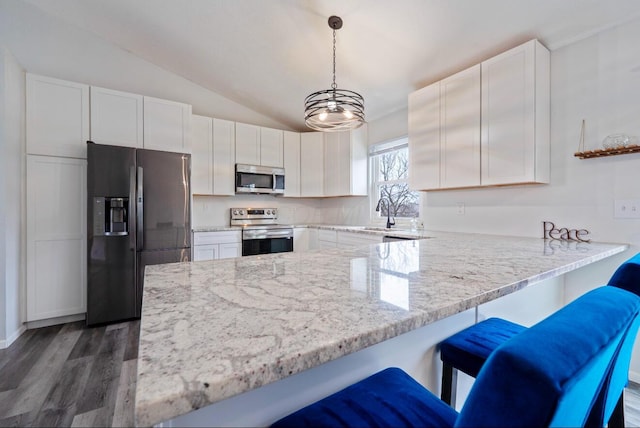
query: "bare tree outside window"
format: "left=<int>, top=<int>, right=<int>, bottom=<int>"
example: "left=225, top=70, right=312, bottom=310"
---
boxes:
left=373, top=145, right=420, bottom=218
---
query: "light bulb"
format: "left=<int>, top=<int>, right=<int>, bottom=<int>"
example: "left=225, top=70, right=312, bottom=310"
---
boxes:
left=319, top=111, right=328, bottom=121
left=343, top=110, right=354, bottom=119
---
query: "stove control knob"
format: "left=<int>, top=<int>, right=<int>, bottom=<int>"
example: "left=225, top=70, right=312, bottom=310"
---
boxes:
left=266, top=209, right=272, bottom=215
left=232, top=210, right=238, bottom=215
left=239, top=210, right=245, bottom=215
left=272, top=209, right=277, bottom=216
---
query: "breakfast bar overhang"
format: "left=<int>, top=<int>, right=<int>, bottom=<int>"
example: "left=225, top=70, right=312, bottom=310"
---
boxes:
left=134, top=231, right=628, bottom=427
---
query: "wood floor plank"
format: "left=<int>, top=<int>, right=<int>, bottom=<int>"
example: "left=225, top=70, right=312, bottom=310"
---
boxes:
left=123, top=320, right=140, bottom=361
left=0, top=328, right=83, bottom=419
left=70, top=408, right=99, bottom=427
left=67, top=326, right=107, bottom=360
left=0, top=411, right=33, bottom=427
left=75, top=327, right=127, bottom=419
left=32, top=355, right=94, bottom=428
left=0, top=324, right=63, bottom=391
left=111, top=359, right=137, bottom=428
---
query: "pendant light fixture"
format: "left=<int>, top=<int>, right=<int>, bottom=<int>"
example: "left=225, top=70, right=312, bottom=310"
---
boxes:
left=304, top=15, right=365, bottom=132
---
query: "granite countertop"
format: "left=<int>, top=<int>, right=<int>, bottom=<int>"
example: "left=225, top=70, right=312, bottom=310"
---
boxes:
left=193, top=223, right=430, bottom=239
left=135, top=232, right=628, bottom=426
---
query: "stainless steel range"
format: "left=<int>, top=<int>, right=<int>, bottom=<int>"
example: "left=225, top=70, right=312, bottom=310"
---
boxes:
left=230, top=208, right=293, bottom=256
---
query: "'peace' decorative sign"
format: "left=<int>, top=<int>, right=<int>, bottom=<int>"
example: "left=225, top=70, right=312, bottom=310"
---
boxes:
left=542, top=221, right=591, bottom=243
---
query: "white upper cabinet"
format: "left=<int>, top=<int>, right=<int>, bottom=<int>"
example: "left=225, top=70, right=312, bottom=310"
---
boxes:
left=408, top=39, right=549, bottom=190
left=143, top=96, right=192, bottom=153
left=323, top=125, right=368, bottom=197
left=409, top=64, right=481, bottom=190
left=191, top=114, right=213, bottom=195
left=283, top=131, right=301, bottom=197
left=212, top=118, right=236, bottom=195
left=408, top=83, right=440, bottom=190
left=440, top=65, right=481, bottom=189
left=236, top=123, right=284, bottom=167
left=191, top=115, right=236, bottom=196
left=481, top=39, right=550, bottom=186
left=235, top=122, right=261, bottom=165
left=26, top=74, right=89, bottom=159
left=300, top=132, right=324, bottom=197
left=260, top=127, right=284, bottom=168
left=90, top=86, right=143, bottom=148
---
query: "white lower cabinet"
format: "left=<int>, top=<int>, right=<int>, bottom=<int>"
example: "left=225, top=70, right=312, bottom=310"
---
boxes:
left=26, top=155, right=87, bottom=322
left=337, top=232, right=383, bottom=248
left=293, top=228, right=309, bottom=252
left=193, top=231, right=241, bottom=261
left=317, top=229, right=337, bottom=249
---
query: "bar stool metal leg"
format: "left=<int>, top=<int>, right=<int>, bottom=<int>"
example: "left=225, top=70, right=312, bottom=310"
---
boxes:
left=608, top=392, right=625, bottom=428
left=441, top=362, right=458, bottom=407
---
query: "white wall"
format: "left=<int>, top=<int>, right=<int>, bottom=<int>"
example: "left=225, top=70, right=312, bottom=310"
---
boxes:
left=0, top=47, right=26, bottom=348
left=0, top=1, right=288, bottom=129
left=193, top=195, right=325, bottom=228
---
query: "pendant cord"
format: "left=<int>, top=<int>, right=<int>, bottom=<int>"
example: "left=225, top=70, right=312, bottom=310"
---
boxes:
left=331, top=28, right=337, bottom=90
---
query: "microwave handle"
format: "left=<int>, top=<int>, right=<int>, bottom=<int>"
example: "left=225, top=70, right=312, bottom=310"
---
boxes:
left=273, top=173, right=276, bottom=191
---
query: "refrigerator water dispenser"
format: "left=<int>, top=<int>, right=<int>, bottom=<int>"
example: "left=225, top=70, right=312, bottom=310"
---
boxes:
left=93, top=197, right=129, bottom=236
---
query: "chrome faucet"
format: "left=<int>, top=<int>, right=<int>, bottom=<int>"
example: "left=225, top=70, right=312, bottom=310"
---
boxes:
left=375, top=197, right=396, bottom=229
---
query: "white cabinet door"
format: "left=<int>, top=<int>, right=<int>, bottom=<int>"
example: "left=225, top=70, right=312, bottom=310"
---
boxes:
left=212, top=118, right=236, bottom=196
left=440, top=65, right=481, bottom=188
left=349, top=125, right=368, bottom=196
left=26, top=74, right=89, bottom=159
left=408, top=82, right=440, bottom=190
left=323, top=132, right=344, bottom=197
left=235, top=122, right=261, bottom=165
left=194, top=244, right=218, bottom=261
left=300, top=132, right=324, bottom=197
left=283, top=131, right=301, bottom=197
left=26, top=155, right=86, bottom=321
left=293, top=228, right=309, bottom=252
left=143, top=96, right=192, bottom=153
left=219, top=243, right=241, bottom=259
left=260, top=127, right=284, bottom=167
left=193, top=231, right=241, bottom=261
left=90, top=86, right=143, bottom=148
left=191, top=115, right=213, bottom=195
left=481, top=40, right=549, bottom=185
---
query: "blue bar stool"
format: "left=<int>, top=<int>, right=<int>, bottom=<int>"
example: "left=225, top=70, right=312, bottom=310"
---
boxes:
left=271, top=286, right=640, bottom=428
left=439, top=252, right=640, bottom=425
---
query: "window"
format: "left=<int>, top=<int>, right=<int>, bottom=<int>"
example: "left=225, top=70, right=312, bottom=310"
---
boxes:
left=370, top=138, right=420, bottom=221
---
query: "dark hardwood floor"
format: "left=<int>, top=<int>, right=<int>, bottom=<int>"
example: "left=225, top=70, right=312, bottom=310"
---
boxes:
left=1, top=319, right=640, bottom=427
left=0, top=320, right=139, bottom=427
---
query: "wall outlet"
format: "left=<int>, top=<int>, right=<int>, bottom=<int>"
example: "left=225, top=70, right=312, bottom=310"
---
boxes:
left=456, top=202, right=465, bottom=215
left=614, top=199, right=640, bottom=219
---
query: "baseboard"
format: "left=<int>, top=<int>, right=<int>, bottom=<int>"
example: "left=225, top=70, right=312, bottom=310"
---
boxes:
left=629, top=370, right=640, bottom=384
left=25, top=313, right=85, bottom=330
left=0, top=324, right=27, bottom=349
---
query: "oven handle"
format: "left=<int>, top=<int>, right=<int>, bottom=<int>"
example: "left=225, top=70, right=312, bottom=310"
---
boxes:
left=243, top=229, right=293, bottom=240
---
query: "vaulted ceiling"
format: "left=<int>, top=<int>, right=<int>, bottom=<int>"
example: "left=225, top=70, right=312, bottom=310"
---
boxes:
left=24, top=0, right=640, bottom=131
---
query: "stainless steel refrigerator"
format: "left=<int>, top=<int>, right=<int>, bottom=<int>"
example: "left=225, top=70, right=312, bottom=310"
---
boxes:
left=87, top=141, right=191, bottom=326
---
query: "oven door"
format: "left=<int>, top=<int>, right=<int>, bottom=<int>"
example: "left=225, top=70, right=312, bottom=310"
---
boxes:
left=242, top=229, right=293, bottom=256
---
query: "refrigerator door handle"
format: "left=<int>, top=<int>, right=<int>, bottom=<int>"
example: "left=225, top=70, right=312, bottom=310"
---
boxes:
left=137, top=166, right=144, bottom=251
left=129, top=166, right=136, bottom=251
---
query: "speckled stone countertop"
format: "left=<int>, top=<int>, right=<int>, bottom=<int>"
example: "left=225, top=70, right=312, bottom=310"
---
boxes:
left=135, top=232, right=627, bottom=426
left=193, top=223, right=430, bottom=239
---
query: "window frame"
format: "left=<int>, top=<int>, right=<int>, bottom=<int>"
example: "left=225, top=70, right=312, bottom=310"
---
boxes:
left=369, top=137, right=421, bottom=226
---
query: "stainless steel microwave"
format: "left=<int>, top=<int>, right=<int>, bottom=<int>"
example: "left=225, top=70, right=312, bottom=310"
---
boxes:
left=235, top=164, right=285, bottom=195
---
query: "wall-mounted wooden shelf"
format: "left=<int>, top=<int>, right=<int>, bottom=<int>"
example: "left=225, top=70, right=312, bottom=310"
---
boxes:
left=574, top=144, right=640, bottom=159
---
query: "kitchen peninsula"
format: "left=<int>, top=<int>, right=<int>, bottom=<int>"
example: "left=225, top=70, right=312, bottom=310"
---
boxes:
left=135, top=231, right=628, bottom=427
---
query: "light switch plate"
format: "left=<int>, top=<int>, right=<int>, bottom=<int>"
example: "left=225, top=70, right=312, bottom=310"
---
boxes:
left=614, top=199, right=640, bottom=219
